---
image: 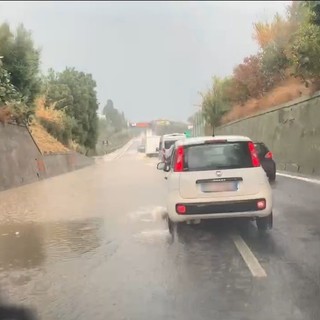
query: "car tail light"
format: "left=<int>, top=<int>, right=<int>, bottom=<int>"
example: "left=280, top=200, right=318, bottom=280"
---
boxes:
left=248, top=141, right=260, bottom=167
left=265, top=151, right=273, bottom=159
left=174, top=146, right=184, bottom=172
left=176, top=204, right=186, bottom=214
left=257, top=199, right=266, bottom=210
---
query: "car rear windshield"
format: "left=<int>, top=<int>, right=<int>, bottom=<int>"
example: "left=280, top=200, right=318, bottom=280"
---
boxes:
left=184, top=141, right=253, bottom=171
left=164, top=140, right=177, bottom=149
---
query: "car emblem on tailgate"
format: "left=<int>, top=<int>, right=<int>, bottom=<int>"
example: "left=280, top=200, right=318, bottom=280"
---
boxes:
left=216, top=171, right=222, bottom=177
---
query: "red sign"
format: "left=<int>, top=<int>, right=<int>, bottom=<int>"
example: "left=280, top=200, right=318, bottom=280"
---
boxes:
left=135, top=122, right=150, bottom=128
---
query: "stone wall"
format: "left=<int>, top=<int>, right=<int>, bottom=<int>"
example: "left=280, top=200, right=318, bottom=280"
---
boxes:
left=0, top=123, right=94, bottom=191
left=216, top=94, right=320, bottom=176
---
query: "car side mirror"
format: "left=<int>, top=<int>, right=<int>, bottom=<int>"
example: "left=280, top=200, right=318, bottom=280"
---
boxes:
left=157, top=162, right=170, bottom=172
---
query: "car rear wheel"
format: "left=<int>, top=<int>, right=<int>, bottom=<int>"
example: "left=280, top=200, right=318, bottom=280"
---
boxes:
left=167, top=217, right=174, bottom=234
left=269, top=174, right=276, bottom=182
left=269, top=169, right=276, bottom=182
left=256, top=212, right=273, bottom=231
left=167, top=218, right=184, bottom=237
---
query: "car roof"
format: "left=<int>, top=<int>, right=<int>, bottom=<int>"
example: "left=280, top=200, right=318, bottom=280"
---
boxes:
left=162, top=133, right=186, bottom=141
left=163, top=133, right=185, bottom=137
left=175, top=135, right=251, bottom=147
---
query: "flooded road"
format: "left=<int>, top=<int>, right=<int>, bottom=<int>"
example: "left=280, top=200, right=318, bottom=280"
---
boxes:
left=0, top=140, right=320, bottom=320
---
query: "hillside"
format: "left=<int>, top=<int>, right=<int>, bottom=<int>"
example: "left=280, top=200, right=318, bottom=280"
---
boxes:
left=199, top=2, right=320, bottom=129
left=29, top=122, right=70, bottom=154
left=221, top=78, right=311, bottom=124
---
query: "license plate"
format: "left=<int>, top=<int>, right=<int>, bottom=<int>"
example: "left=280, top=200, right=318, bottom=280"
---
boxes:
left=201, top=181, right=238, bottom=193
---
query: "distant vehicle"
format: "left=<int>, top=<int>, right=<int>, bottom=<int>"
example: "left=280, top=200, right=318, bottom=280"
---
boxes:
left=145, top=135, right=161, bottom=157
left=254, top=142, right=276, bottom=181
left=157, top=135, right=273, bottom=233
left=158, top=133, right=186, bottom=161
left=137, top=144, right=145, bottom=153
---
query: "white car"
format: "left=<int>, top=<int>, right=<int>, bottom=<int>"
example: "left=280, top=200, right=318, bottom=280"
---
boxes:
left=158, top=133, right=186, bottom=161
left=157, top=135, right=273, bottom=233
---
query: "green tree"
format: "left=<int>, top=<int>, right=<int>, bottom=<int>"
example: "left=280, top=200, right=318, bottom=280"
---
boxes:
left=302, top=1, right=320, bottom=25
left=44, top=67, right=99, bottom=150
left=0, top=24, right=41, bottom=105
left=261, top=44, right=289, bottom=88
left=0, top=64, right=21, bottom=104
left=287, top=2, right=320, bottom=92
left=201, top=77, right=232, bottom=134
left=43, top=69, right=74, bottom=110
left=102, top=99, right=127, bottom=133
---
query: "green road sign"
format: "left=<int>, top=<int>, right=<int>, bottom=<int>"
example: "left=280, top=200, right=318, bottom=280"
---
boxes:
left=184, top=130, right=192, bottom=138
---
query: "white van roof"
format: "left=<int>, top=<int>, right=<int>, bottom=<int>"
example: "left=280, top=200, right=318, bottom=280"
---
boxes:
left=162, top=133, right=186, bottom=140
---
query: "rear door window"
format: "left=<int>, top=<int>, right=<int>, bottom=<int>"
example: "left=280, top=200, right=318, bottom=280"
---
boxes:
left=164, top=140, right=177, bottom=149
left=184, top=142, right=253, bottom=171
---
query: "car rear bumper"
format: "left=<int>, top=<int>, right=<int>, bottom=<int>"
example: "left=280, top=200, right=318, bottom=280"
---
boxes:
left=167, top=192, right=272, bottom=222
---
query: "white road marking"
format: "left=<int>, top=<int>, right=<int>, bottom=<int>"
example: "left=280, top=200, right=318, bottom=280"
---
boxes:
left=231, top=234, right=267, bottom=278
left=94, top=140, right=135, bottom=163
left=277, top=172, right=320, bottom=185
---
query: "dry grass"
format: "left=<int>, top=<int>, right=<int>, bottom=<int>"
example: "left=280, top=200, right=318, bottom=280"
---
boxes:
left=29, top=122, right=70, bottom=154
left=35, top=97, right=65, bottom=128
left=28, top=97, right=70, bottom=154
left=221, top=78, right=310, bottom=124
left=0, top=97, right=72, bottom=154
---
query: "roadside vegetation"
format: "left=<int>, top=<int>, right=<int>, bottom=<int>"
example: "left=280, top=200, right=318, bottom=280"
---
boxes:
left=0, top=22, right=129, bottom=155
left=96, top=99, right=132, bottom=156
left=199, top=1, right=320, bottom=132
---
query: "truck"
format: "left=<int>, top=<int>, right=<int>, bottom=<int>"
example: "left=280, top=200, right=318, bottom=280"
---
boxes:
left=145, top=135, right=161, bottom=157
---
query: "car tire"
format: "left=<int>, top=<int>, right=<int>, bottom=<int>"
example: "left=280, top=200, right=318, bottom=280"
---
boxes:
left=256, top=212, right=273, bottom=231
left=167, top=217, right=174, bottom=235
left=269, top=175, right=276, bottom=182
left=269, top=171, right=276, bottom=182
left=167, top=218, right=184, bottom=238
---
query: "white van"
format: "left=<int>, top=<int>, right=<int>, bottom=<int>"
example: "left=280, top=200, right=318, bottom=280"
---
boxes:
left=158, top=133, right=186, bottom=161
left=145, top=135, right=161, bottom=157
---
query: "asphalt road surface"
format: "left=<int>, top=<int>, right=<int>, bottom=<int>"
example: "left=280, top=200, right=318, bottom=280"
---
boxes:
left=0, top=139, right=320, bottom=320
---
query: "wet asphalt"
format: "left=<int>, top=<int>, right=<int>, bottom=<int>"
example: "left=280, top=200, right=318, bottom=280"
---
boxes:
left=0, top=139, right=320, bottom=320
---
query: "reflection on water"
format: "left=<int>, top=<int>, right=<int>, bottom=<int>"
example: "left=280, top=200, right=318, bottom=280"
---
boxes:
left=0, top=218, right=104, bottom=271
left=46, top=218, right=103, bottom=257
left=0, top=223, right=45, bottom=271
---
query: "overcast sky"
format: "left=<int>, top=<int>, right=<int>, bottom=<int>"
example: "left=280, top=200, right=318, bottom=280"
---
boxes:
left=0, top=1, right=288, bottom=122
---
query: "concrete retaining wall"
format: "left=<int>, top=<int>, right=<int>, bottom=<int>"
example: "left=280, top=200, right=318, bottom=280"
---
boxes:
left=0, top=123, right=94, bottom=192
left=43, top=153, right=93, bottom=178
left=215, top=94, right=320, bottom=176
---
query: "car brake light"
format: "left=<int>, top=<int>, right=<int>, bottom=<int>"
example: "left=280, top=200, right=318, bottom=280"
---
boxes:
left=257, top=199, right=266, bottom=210
left=174, top=146, right=184, bottom=172
left=265, top=151, right=273, bottom=159
left=248, top=141, right=260, bottom=167
left=176, top=204, right=186, bottom=214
